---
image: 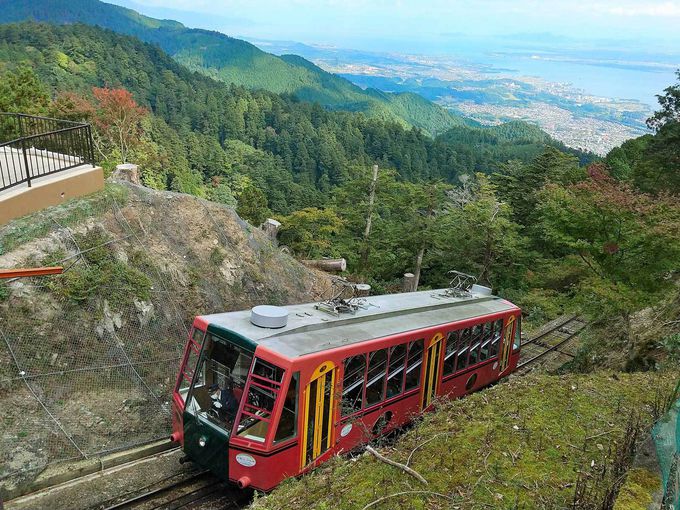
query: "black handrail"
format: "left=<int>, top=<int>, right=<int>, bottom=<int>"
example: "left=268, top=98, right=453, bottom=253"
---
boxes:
left=0, top=112, right=96, bottom=193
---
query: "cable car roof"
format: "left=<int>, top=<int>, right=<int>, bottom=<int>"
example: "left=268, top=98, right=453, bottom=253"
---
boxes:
left=200, top=288, right=519, bottom=358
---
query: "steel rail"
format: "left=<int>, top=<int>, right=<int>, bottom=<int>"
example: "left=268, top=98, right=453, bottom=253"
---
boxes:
left=520, top=315, right=579, bottom=347
left=517, top=318, right=587, bottom=371
left=0, top=112, right=88, bottom=126
left=102, top=470, right=213, bottom=510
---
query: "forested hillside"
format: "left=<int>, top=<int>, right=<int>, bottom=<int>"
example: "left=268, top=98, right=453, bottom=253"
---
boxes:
left=0, top=21, right=677, bottom=373
left=0, top=0, right=464, bottom=135
left=437, top=120, right=591, bottom=170
left=0, top=23, right=571, bottom=211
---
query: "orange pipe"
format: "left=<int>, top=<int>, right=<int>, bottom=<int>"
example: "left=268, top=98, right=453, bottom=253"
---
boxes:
left=0, top=267, right=64, bottom=279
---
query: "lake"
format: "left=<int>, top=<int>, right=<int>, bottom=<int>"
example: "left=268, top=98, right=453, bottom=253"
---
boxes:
left=473, top=51, right=678, bottom=106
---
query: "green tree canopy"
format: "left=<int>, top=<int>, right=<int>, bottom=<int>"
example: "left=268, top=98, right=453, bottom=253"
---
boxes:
left=536, top=165, right=680, bottom=357
left=277, top=208, right=345, bottom=259
left=0, top=66, right=49, bottom=116
left=427, top=175, right=529, bottom=291
left=491, top=147, right=583, bottom=227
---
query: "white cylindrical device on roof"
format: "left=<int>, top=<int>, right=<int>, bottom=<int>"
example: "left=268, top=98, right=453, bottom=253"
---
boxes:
left=250, top=305, right=289, bottom=328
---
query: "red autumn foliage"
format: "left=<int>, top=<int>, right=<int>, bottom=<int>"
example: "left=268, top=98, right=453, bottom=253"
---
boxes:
left=90, top=87, right=148, bottom=163
left=574, top=163, right=660, bottom=215
left=586, top=162, right=608, bottom=181
left=51, top=91, right=97, bottom=123
left=49, top=87, right=148, bottom=163
left=603, top=242, right=620, bottom=254
left=91, top=87, right=147, bottom=130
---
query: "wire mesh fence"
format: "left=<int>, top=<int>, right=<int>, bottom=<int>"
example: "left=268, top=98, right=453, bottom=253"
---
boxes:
left=653, top=385, right=680, bottom=509
left=0, top=187, right=190, bottom=494
left=0, top=180, right=325, bottom=497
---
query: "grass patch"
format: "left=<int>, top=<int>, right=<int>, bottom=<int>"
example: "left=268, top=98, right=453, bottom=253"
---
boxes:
left=251, top=371, right=678, bottom=510
left=613, top=468, right=661, bottom=510
left=45, top=227, right=151, bottom=308
left=0, top=184, right=128, bottom=255
left=210, top=247, right=226, bottom=267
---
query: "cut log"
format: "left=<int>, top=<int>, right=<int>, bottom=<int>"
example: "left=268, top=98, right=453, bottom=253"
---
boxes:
left=302, top=258, right=347, bottom=272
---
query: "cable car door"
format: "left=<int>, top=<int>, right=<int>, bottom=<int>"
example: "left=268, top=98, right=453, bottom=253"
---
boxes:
left=301, top=361, right=336, bottom=468
left=499, top=315, right=516, bottom=373
left=421, top=333, right=444, bottom=410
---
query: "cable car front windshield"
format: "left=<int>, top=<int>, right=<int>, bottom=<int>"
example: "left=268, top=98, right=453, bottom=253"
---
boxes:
left=185, top=333, right=253, bottom=435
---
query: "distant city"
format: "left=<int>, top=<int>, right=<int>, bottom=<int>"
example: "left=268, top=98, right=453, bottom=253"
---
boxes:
left=254, top=39, right=668, bottom=155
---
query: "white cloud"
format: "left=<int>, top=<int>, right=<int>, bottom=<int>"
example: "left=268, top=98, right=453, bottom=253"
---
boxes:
left=119, top=0, right=680, bottom=45
left=591, top=1, right=680, bottom=17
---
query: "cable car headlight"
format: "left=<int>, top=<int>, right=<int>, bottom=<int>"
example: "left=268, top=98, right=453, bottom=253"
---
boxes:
left=198, top=436, right=207, bottom=447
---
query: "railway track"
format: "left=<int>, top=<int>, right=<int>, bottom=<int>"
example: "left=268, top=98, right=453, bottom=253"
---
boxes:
left=98, top=470, right=250, bottom=510
left=516, top=315, right=588, bottom=375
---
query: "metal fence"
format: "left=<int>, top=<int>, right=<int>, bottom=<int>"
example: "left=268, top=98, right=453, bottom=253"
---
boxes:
left=0, top=113, right=95, bottom=192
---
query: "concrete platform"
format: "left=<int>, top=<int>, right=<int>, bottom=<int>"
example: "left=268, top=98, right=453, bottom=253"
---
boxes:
left=1, top=146, right=84, bottom=187
left=0, top=159, right=104, bottom=225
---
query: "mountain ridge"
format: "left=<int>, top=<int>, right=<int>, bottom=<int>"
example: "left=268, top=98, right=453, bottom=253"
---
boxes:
left=0, top=0, right=466, bottom=135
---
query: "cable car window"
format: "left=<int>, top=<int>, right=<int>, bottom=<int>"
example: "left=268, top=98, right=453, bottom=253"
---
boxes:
left=443, top=330, right=459, bottom=376
left=405, top=339, right=424, bottom=390
left=236, top=357, right=284, bottom=443
left=366, top=349, right=388, bottom=406
left=177, top=327, right=204, bottom=398
left=455, top=328, right=471, bottom=371
left=513, top=317, right=521, bottom=351
left=185, top=334, right=252, bottom=434
left=479, top=322, right=492, bottom=362
left=468, top=324, right=483, bottom=366
left=341, top=354, right=366, bottom=415
left=252, top=358, right=285, bottom=387
left=490, top=319, right=503, bottom=357
left=386, top=343, right=407, bottom=398
left=274, top=372, right=298, bottom=443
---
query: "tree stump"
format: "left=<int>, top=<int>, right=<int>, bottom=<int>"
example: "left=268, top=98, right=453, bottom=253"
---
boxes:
left=262, top=218, right=281, bottom=243
left=113, top=163, right=140, bottom=185
left=402, top=273, right=417, bottom=292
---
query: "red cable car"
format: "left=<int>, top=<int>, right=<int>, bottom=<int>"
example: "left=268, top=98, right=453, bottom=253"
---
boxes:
left=171, top=287, right=521, bottom=491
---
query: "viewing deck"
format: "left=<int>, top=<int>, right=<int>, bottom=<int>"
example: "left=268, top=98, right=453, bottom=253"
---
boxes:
left=0, top=113, right=103, bottom=225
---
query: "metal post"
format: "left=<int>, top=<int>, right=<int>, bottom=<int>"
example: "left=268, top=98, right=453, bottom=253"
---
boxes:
left=360, top=164, right=379, bottom=271
left=17, top=115, right=31, bottom=187
left=87, top=125, right=95, bottom=167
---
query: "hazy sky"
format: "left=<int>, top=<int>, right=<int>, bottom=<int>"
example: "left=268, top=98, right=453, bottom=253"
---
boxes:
left=114, top=0, right=680, bottom=51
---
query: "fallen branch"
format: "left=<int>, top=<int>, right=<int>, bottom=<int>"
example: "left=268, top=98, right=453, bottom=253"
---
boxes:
left=585, top=429, right=617, bottom=441
left=406, top=432, right=455, bottom=467
left=365, top=445, right=428, bottom=484
left=362, top=490, right=453, bottom=510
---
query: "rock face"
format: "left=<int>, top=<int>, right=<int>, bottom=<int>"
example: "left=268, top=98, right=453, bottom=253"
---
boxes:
left=0, top=179, right=330, bottom=493
left=95, top=300, right=123, bottom=338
